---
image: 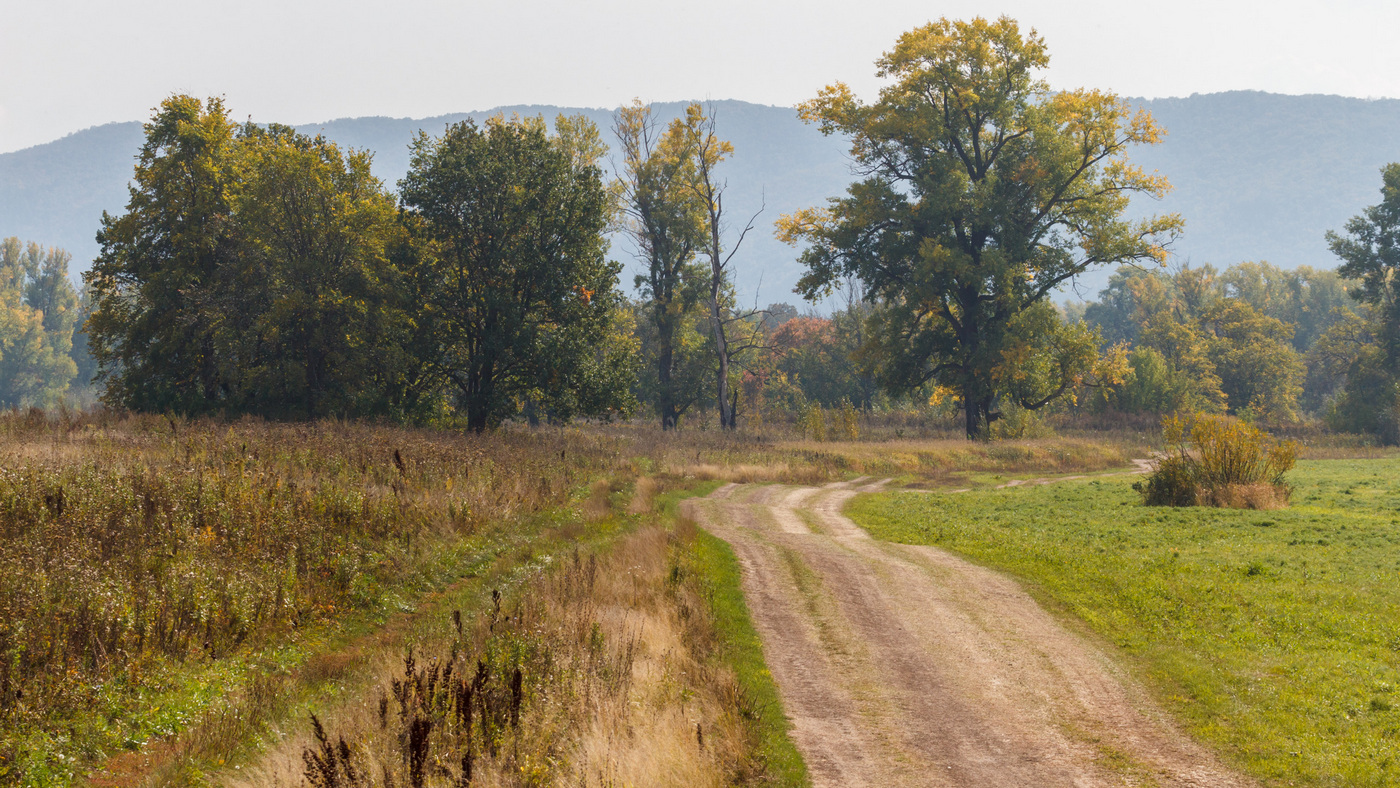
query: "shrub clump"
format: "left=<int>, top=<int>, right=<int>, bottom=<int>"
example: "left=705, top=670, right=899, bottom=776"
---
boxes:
left=1135, top=413, right=1297, bottom=509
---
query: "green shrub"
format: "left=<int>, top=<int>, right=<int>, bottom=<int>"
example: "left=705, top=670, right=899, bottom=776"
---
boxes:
left=1135, top=453, right=1200, bottom=506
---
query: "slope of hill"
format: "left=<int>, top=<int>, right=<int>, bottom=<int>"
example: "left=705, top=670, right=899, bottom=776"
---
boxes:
left=4, top=92, right=1400, bottom=304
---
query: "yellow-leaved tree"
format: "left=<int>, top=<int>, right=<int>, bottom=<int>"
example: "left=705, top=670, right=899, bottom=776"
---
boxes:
left=779, top=17, right=1181, bottom=438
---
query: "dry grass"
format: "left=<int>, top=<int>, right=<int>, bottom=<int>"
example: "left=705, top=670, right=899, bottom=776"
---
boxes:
left=1197, top=482, right=1292, bottom=510
left=0, top=411, right=626, bottom=784
left=626, top=477, right=659, bottom=515
left=0, top=408, right=1172, bottom=785
left=234, top=524, right=763, bottom=788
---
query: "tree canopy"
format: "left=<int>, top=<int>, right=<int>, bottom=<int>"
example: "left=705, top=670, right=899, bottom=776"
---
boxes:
left=87, top=96, right=633, bottom=430
left=0, top=238, right=80, bottom=407
left=399, top=114, right=634, bottom=432
left=1322, top=163, right=1400, bottom=442
left=780, top=16, right=1181, bottom=437
left=87, top=97, right=410, bottom=418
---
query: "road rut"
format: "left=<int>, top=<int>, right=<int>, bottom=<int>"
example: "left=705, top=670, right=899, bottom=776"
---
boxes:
left=683, top=479, right=1252, bottom=787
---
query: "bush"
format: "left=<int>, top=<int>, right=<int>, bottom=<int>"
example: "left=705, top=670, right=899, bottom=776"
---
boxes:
left=1135, top=454, right=1200, bottom=506
left=1135, top=413, right=1297, bottom=509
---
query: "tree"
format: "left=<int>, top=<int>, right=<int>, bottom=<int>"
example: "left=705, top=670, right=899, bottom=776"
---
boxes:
left=1327, top=163, right=1400, bottom=368
left=1198, top=298, right=1304, bottom=421
left=780, top=17, right=1180, bottom=438
left=614, top=101, right=709, bottom=429
left=87, top=95, right=241, bottom=412
left=399, top=114, right=631, bottom=432
left=87, top=96, right=413, bottom=419
left=672, top=103, right=762, bottom=430
left=0, top=238, right=79, bottom=406
left=1322, top=163, right=1400, bottom=441
left=224, top=123, right=409, bottom=419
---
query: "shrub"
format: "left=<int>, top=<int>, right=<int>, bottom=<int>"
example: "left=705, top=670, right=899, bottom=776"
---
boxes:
left=799, top=404, right=827, bottom=441
left=836, top=400, right=860, bottom=441
left=1135, top=413, right=1297, bottom=509
left=1135, top=453, right=1200, bottom=506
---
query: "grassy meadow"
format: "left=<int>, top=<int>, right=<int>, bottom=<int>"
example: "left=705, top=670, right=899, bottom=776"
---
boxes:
left=850, top=456, right=1400, bottom=787
left=0, top=407, right=1242, bottom=786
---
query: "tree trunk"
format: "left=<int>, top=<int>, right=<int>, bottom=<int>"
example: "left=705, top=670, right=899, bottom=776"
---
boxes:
left=711, top=296, right=734, bottom=430
left=658, top=316, right=678, bottom=430
left=963, top=383, right=991, bottom=441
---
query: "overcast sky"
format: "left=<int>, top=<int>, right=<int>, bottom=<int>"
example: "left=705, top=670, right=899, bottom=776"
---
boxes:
left=4, top=0, right=1398, bottom=154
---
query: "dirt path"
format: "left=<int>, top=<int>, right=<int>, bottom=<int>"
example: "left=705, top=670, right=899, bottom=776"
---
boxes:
left=683, top=478, right=1252, bottom=787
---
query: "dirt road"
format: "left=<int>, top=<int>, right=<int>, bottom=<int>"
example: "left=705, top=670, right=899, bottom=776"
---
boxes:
left=683, top=479, right=1252, bottom=787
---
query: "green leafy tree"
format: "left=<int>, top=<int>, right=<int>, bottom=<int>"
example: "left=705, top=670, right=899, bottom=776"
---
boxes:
left=88, top=97, right=414, bottom=419
left=1199, top=298, right=1305, bottom=421
left=87, top=95, right=240, bottom=412
left=399, top=115, right=631, bottom=432
left=1327, top=163, right=1400, bottom=368
left=1322, top=163, right=1400, bottom=441
left=0, top=238, right=79, bottom=406
left=781, top=17, right=1181, bottom=438
left=223, top=124, right=409, bottom=418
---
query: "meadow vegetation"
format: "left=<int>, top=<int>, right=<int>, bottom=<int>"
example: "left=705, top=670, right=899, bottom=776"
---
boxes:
left=0, top=410, right=624, bottom=784
left=0, top=407, right=1143, bottom=785
left=850, top=456, right=1400, bottom=786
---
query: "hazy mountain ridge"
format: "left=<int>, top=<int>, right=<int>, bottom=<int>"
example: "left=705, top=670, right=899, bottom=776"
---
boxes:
left=4, top=92, right=1400, bottom=303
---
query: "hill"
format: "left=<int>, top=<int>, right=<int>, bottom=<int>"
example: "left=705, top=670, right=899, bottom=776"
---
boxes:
left=4, top=92, right=1400, bottom=303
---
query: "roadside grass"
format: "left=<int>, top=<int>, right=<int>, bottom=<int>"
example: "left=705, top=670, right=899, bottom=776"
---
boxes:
left=848, top=456, right=1400, bottom=787
left=686, top=525, right=810, bottom=788
left=224, top=477, right=806, bottom=787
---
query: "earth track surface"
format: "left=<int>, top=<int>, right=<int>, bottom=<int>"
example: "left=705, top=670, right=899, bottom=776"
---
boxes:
left=683, top=478, right=1253, bottom=787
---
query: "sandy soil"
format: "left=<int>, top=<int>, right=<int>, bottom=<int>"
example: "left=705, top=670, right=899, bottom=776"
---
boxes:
left=683, top=478, right=1252, bottom=787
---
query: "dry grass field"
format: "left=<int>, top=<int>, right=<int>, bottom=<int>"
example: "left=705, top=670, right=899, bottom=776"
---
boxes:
left=0, top=407, right=1204, bottom=786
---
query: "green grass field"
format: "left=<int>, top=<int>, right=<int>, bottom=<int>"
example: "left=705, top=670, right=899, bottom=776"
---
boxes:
left=849, top=458, right=1400, bottom=787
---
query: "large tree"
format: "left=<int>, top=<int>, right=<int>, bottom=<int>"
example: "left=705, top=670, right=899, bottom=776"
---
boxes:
left=88, top=95, right=239, bottom=412
left=399, top=115, right=633, bottom=432
left=673, top=104, right=761, bottom=430
left=87, top=96, right=413, bottom=419
left=1327, top=163, right=1400, bottom=368
left=780, top=17, right=1180, bottom=438
left=1322, top=163, right=1400, bottom=441
left=225, top=123, right=409, bottom=419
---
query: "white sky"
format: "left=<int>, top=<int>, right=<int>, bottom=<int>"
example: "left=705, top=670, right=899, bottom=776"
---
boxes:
left=4, top=0, right=1399, bottom=154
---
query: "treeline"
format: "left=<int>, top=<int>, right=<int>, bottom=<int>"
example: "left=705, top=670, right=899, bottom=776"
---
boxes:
left=1066, top=162, right=1400, bottom=443
left=86, top=96, right=635, bottom=431
left=1075, top=262, right=1353, bottom=421
left=52, top=20, right=1400, bottom=443
left=0, top=238, right=93, bottom=407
